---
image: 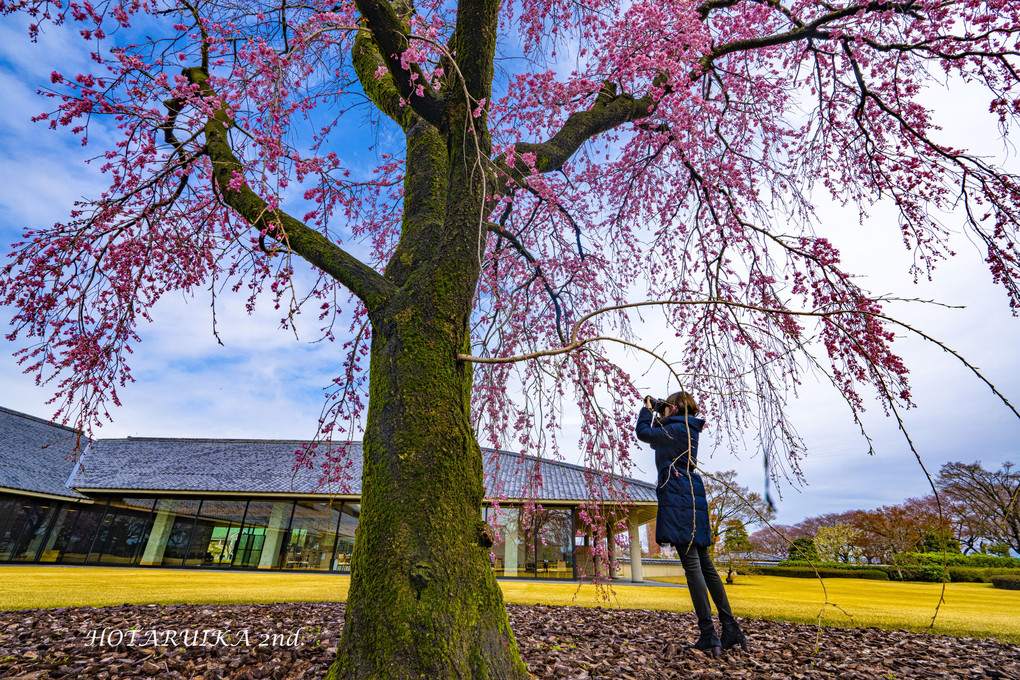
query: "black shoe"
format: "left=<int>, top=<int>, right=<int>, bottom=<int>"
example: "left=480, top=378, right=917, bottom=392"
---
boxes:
left=689, top=635, right=723, bottom=659
left=720, top=625, right=748, bottom=653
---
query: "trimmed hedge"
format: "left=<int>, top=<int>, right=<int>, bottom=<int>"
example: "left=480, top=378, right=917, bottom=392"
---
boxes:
left=990, top=575, right=1020, bottom=591
left=776, top=560, right=885, bottom=571
left=945, top=567, right=1020, bottom=584
left=769, top=557, right=1020, bottom=582
left=893, top=552, right=1020, bottom=569
left=756, top=566, right=889, bottom=580
left=886, top=564, right=950, bottom=583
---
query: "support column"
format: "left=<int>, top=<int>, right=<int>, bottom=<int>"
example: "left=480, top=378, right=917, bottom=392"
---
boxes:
left=503, top=518, right=519, bottom=577
left=628, top=518, right=644, bottom=583
left=259, top=502, right=291, bottom=569
left=607, top=524, right=616, bottom=579
left=140, top=501, right=177, bottom=566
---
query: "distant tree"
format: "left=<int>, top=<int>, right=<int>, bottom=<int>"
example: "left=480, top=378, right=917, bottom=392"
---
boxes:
left=980, top=541, right=1014, bottom=558
left=950, top=505, right=991, bottom=555
left=704, top=470, right=775, bottom=546
left=814, top=523, right=862, bottom=563
left=789, top=537, right=820, bottom=563
left=937, top=462, right=1020, bottom=556
left=916, top=531, right=961, bottom=554
left=748, top=525, right=799, bottom=558
left=719, top=519, right=753, bottom=584
left=844, top=510, right=885, bottom=564
left=848, top=498, right=940, bottom=563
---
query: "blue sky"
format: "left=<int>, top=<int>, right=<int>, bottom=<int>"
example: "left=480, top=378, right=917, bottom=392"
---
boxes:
left=1, top=16, right=1018, bottom=526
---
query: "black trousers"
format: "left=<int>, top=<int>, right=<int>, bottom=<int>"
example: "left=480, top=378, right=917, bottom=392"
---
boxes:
left=679, top=544, right=737, bottom=642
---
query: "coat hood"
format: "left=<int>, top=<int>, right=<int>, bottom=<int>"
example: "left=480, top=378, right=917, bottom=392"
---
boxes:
left=659, top=414, right=705, bottom=433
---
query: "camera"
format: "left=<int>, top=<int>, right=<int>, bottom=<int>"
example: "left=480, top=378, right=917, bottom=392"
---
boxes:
left=645, top=396, right=670, bottom=415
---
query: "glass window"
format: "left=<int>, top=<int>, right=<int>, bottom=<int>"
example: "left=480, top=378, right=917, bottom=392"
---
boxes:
left=0, top=494, right=30, bottom=562
left=573, top=508, right=607, bottom=579
left=283, top=501, right=341, bottom=570
left=95, top=498, right=157, bottom=565
left=40, top=501, right=106, bottom=563
left=179, top=500, right=249, bottom=568
left=334, top=503, right=358, bottom=572
left=484, top=506, right=526, bottom=578
left=484, top=505, right=576, bottom=579
left=157, top=499, right=203, bottom=566
left=10, top=499, right=58, bottom=562
left=234, top=501, right=293, bottom=569
left=534, top=508, right=574, bottom=578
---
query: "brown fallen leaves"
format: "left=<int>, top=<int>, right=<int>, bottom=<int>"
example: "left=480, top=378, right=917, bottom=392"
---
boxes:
left=0, top=601, right=1017, bottom=679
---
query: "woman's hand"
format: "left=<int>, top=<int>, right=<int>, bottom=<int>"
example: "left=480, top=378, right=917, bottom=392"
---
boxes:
left=644, top=396, right=653, bottom=410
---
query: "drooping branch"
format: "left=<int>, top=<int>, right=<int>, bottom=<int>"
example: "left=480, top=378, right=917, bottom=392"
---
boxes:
left=487, top=222, right=570, bottom=343
left=183, top=67, right=395, bottom=312
left=459, top=297, right=1020, bottom=421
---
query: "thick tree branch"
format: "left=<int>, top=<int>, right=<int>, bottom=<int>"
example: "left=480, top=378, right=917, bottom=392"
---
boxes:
left=183, top=67, right=395, bottom=312
left=449, top=0, right=500, bottom=102
left=352, top=26, right=419, bottom=130
left=503, top=1, right=928, bottom=183
left=509, top=83, right=659, bottom=175
left=701, top=1, right=926, bottom=68
left=351, top=0, right=446, bottom=127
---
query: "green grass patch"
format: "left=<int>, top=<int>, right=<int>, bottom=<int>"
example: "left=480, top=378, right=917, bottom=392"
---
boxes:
left=0, top=567, right=349, bottom=609
left=649, top=574, right=1020, bottom=642
left=2, top=567, right=1019, bottom=643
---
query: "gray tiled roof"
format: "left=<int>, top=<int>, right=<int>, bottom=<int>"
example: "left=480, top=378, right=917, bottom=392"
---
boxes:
left=487, top=449, right=656, bottom=502
left=68, top=437, right=657, bottom=503
left=0, top=406, right=87, bottom=499
left=0, top=405, right=656, bottom=503
left=71, top=438, right=358, bottom=496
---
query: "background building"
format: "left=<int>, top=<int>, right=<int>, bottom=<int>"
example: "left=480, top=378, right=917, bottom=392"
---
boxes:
left=0, top=406, right=657, bottom=579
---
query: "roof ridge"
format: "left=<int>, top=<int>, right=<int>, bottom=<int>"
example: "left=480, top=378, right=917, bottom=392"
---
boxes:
left=0, top=405, right=84, bottom=436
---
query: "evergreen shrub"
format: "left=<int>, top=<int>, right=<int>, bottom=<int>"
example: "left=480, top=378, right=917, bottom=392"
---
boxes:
left=990, top=575, right=1020, bottom=591
left=887, top=564, right=950, bottom=583
left=945, top=567, right=1020, bottom=583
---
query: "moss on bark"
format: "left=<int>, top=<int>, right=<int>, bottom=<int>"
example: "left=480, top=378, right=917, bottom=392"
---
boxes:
left=327, top=280, right=527, bottom=679
left=326, top=26, right=527, bottom=676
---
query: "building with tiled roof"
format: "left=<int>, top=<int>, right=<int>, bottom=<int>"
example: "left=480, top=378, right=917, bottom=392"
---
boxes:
left=1, top=406, right=657, bottom=580
left=0, top=406, right=86, bottom=500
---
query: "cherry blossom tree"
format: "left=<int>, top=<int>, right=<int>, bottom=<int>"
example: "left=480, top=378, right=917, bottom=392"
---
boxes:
left=3, top=0, right=1020, bottom=675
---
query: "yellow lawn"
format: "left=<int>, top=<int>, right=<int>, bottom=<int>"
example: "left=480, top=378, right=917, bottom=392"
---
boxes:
left=1, top=567, right=1018, bottom=643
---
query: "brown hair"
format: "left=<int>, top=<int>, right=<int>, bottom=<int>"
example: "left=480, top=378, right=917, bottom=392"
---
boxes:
left=665, top=391, right=699, bottom=417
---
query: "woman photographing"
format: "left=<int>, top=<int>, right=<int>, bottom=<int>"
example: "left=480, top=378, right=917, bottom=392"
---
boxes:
left=636, top=391, right=748, bottom=657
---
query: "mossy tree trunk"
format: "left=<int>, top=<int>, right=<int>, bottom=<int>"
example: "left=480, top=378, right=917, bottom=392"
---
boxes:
left=194, top=0, right=542, bottom=672
left=323, top=2, right=529, bottom=671
left=327, top=243, right=527, bottom=679
left=326, top=115, right=527, bottom=677
left=196, top=53, right=527, bottom=680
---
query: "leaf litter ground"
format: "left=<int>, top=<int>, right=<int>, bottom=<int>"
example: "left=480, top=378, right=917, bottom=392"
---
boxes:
left=1, top=602, right=1018, bottom=679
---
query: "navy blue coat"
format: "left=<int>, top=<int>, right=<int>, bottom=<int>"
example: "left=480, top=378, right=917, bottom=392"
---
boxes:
left=635, top=407, right=712, bottom=550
